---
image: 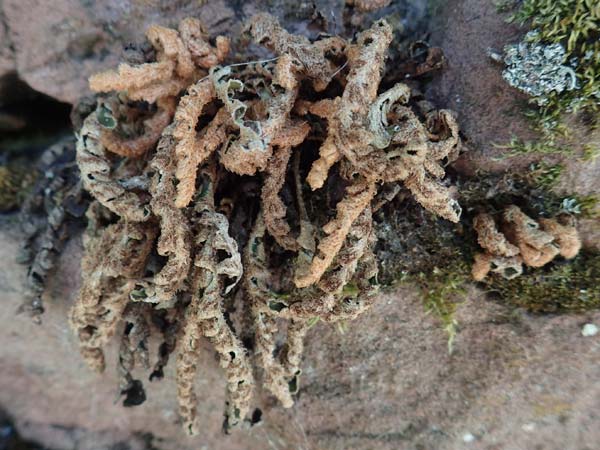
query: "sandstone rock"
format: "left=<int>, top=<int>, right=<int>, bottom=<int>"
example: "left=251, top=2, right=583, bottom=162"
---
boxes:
left=2, top=219, right=600, bottom=450
left=1, top=1, right=600, bottom=449
left=0, top=7, right=15, bottom=77
left=426, top=0, right=540, bottom=175
left=1, top=0, right=239, bottom=103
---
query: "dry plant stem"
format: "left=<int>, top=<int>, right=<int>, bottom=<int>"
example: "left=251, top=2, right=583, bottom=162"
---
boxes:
left=178, top=17, right=230, bottom=69
left=245, top=214, right=295, bottom=407
left=70, top=220, right=156, bottom=372
left=150, top=126, right=192, bottom=302
left=317, top=207, right=373, bottom=295
left=306, top=22, right=394, bottom=189
left=128, top=77, right=196, bottom=104
left=281, top=320, right=309, bottom=376
left=474, top=213, right=520, bottom=257
left=100, top=98, right=177, bottom=158
left=327, top=246, right=379, bottom=321
left=172, top=78, right=216, bottom=207
left=175, top=298, right=203, bottom=436
left=289, top=207, right=375, bottom=321
left=292, top=150, right=317, bottom=278
left=294, top=179, right=376, bottom=288
left=146, top=24, right=195, bottom=79
left=90, top=17, right=228, bottom=104
left=246, top=13, right=345, bottom=91
left=77, top=114, right=150, bottom=222
left=176, top=170, right=252, bottom=434
left=261, top=145, right=297, bottom=250
left=89, top=60, right=175, bottom=93
left=304, top=102, right=342, bottom=190
left=307, top=21, right=393, bottom=190
left=404, top=171, right=461, bottom=223
left=270, top=119, right=311, bottom=147
left=255, top=311, right=295, bottom=407
left=339, top=21, right=394, bottom=134
left=193, top=214, right=252, bottom=430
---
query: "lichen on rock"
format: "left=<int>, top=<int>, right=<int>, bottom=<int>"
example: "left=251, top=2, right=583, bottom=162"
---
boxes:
left=502, top=31, right=578, bottom=104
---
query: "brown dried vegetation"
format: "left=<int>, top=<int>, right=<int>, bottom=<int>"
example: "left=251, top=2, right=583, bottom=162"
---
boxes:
left=70, top=14, right=462, bottom=434
left=17, top=139, right=88, bottom=320
left=472, top=206, right=581, bottom=281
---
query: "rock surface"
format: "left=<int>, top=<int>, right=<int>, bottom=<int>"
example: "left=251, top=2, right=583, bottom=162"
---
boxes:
left=2, top=217, right=600, bottom=450
left=1, top=0, right=600, bottom=449
left=1, top=0, right=237, bottom=103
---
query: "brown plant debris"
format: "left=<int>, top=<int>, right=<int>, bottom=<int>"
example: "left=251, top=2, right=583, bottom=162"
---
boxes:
left=17, top=138, right=88, bottom=322
left=69, top=14, right=463, bottom=434
left=472, top=206, right=581, bottom=281
left=117, top=303, right=151, bottom=407
left=345, top=0, right=392, bottom=12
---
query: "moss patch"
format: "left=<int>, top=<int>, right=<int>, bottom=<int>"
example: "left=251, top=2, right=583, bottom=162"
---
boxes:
left=375, top=167, right=600, bottom=347
left=0, top=163, right=36, bottom=213
left=509, top=0, right=600, bottom=127
left=483, top=249, right=600, bottom=313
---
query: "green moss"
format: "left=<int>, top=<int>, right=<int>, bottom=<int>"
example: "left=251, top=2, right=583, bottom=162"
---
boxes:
left=416, top=264, right=470, bottom=353
left=508, top=0, right=600, bottom=127
left=375, top=199, right=474, bottom=352
left=528, top=162, right=564, bottom=188
left=0, top=163, right=36, bottom=213
left=484, top=250, right=600, bottom=313
left=494, top=0, right=519, bottom=13
left=493, top=136, right=573, bottom=158
left=582, top=143, right=600, bottom=160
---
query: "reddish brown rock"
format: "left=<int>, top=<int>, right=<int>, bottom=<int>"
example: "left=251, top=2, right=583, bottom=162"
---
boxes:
left=426, top=0, right=539, bottom=174
left=1, top=1, right=599, bottom=448
left=0, top=7, right=15, bottom=77
left=1, top=0, right=239, bottom=103
left=2, top=221, right=600, bottom=450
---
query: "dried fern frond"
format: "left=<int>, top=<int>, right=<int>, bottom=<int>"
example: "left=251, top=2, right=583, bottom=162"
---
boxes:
left=149, top=126, right=192, bottom=302
left=77, top=113, right=151, bottom=221
left=261, top=146, right=297, bottom=251
left=69, top=220, right=156, bottom=372
left=175, top=168, right=252, bottom=434
left=472, top=206, right=581, bottom=280
left=294, top=179, right=376, bottom=288
left=90, top=18, right=228, bottom=103
left=69, top=13, right=467, bottom=433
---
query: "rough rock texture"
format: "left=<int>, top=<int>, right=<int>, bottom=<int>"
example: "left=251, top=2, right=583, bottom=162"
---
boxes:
left=425, top=0, right=600, bottom=250
left=2, top=218, right=600, bottom=450
left=426, top=0, right=540, bottom=174
left=0, top=7, right=15, bottom=76
left=2, top=0, right=600, bottom=449
left=1, top=0, right=241, bottom=103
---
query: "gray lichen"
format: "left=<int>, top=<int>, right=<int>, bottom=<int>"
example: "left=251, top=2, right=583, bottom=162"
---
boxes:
left=502, top=31, right=578, bottom=104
